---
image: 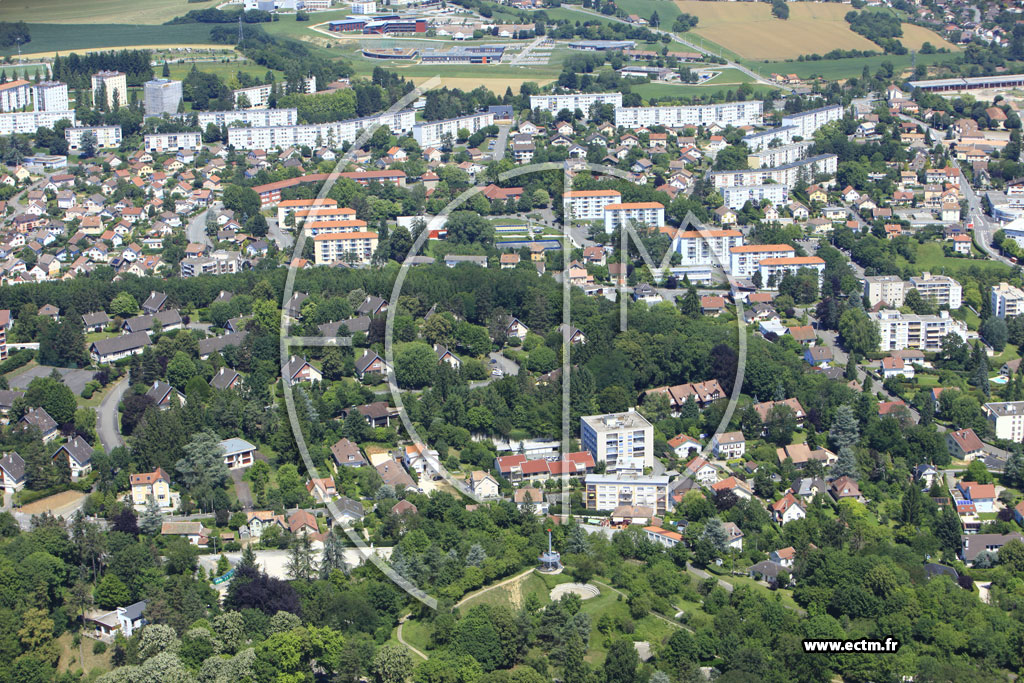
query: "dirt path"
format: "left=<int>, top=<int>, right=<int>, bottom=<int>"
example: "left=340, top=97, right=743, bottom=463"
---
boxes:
left=396, top=616, right=429, bottom=661
left=454, top=567, right=536, bottom=608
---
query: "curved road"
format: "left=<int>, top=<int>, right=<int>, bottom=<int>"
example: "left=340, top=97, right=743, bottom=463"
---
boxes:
left=97, top=378, right=129, bottom=452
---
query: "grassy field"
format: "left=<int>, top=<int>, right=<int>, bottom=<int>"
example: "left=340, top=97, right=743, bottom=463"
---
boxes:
left=2, top=23, right=220, bottom=57
left=754, top=51, right=961, bottom=81
left=910, top=241, right=1012, bottom=277
left=166, top=60, right=285, bottom=86
left=0, top=0, right=209, bottom=25
left=631, top=81, right=778, bottom=101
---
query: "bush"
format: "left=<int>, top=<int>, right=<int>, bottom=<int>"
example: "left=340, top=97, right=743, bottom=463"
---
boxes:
left=0, top=349, right=33, bottom=375
left=93, top=641, right=107, bottom=654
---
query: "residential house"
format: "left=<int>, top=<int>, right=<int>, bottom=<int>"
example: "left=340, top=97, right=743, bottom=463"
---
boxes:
left=682, top=455, right=718, bottom=486
left=770, top=492, right=806, bottom=525
left=947, top=428, right=985, bottom=461
left=961, top=533, right=1024, bottom=565
left=130, top=467, right=173, bottom=507
left=957, top=481, right=996, bottom=513
left=283, top=355, right=323, bottom=385
left=306, top=477, right=337, bottom=503
left=829, top=476, right=863, bottom=502
left=711, top=431, right=745, bottom=458
left=469, top=470, right=500, bottom=498
left=0, top=452, right=25, bottom=493
left=161, top=521, right=210, bottom=546
left=20, top=406, right=59, bottom=443
left=668, top=434, right=701, bottom=458
left=355, top=351, right=389, bottom=380
left=145, top=380, right=185, bottom=410
left=330, top=438, right=367, bottom=467
left=219, top=437, right=257, bottom=469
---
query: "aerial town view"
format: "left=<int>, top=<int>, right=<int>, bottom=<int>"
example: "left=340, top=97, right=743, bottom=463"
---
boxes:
left=6, top=0, right=1024, bottom=680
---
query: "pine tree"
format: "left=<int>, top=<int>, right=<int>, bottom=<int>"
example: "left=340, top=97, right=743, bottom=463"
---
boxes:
left=845, top=354, right=858, bottom=381
left=320, top=527, right=348, bottom=578
left=466, top=543, right=487, bottom=567
left=829, top=404, right=859, bottom=451
left=162, top=61, right=170, bottom=78
left=139, top=495, right=163, bottom=535
left=900, top=483, right=923, bottom=526
left=286, top=533, right=316, bottom=580
left=565, top=522, right=589, bottom=554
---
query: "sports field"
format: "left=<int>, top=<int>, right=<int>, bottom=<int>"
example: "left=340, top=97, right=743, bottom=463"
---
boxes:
left=0, top=0, right=207, bottom=25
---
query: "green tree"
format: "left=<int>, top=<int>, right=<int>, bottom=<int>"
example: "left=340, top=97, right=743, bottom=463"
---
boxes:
left=175, top=430, right=230, bottom=494
left=94, top=573, right=130, bottom=609
left=139, top=496, right=163, bottom=535
left=372, top=643, right=414, bottom=683
left=603, top=638, right=638, bottom=683
left=395, top=342, right=437, bottom=389
left=166, top=351, right=197, bottom=388
left=222, top=184, right=261, bottom=219
left=838, top=308, right=880, bottom=355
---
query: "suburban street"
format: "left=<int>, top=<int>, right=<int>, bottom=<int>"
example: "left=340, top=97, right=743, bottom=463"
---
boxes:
left=97, top=377, right=129, bottom=452
left=186, top=206, right=213, bottom=248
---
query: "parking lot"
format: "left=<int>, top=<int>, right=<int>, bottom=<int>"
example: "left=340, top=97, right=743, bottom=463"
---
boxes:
left=9, top=365, right=95, bottom=395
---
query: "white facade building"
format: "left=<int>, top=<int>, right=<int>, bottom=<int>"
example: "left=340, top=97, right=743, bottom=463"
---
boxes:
left=602, top=202, right=665, bottom=233
left=144, top=132, right=202, bottom=153
left=313, top=231, right=379, bottom=265
left=564, top=189, right=622, bottom=220
left=747, top=141, right=812, bottom=169
left=143, top=79, right=183, bottom=117
left=580, top=410, right=654, bottom=471
left=721, top=184, right=790, bottom=210
left=195, top=108, right=297, bottom=128
left=744, top=125, right=797, bottom=152
left=864, top=275, right=906, bottom=308
left=0, top=110, right=76, bottom=135
left=992, top=282, right=1024, bottom=319
left=65, top=126, right=122, bottom=151
left=871, top=309, right=968, bottom=352
left=671, top=229, right=744, bottom=266
left=91, top=71, right=127, bottom=109
left=985, top=401, right=1024, bottom=441
left=229, top=110, right=416, bottom=150
left=530, top=92, right=623, bottom=116
left=728, top=244, right=795, bottom=277
left=908, top=272, right=962, bottom=309
left=412, top=112, right=494, bottom=148
left=234, top=76, right=316, bottom=108
left=758, top=256, right=826, bottom=288
left=711, top=154, right=838, bottom=188
left=584, top=473, right=669, bottom=513
left=0, top=80, right=32, bottom=112
left=33, top=82, right=69, bottom=112
left=615, top=100, right=763, bottom=129
left=780, top=104, right=844, bottom=139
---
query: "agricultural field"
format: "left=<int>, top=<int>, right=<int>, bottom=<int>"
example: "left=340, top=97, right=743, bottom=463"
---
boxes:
left=759, top=50, right=960, bottom=81
left=631, top=81, right=778, bottom=101
left=0, top=0, right=209, bottom=25
left=3, top=23, right=220, bottom=58
left=674, top=0, right=948, bottom=61
left=899, top=23, right=959, bottom=52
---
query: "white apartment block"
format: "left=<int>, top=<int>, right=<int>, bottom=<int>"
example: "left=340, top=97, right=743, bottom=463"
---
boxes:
left=759, top=256, right=826, bottom=288
left=194, top=108, right=297, bottom=128
left=529, top=92, right=623, bottom=116
left=602, top=202, right=665, bottom=233
left=744, top=125, right=797, bottom=152
left=871, top=309, right=968, bottom=352
left=313, top=231, right=379, bottom=265
left=614, top=100, right=763, bottom=129
left=234, top=76, right=316, bottom=108
left=0, top=80, right=32, bottom=112
left=351, top=0, right=376, bottom=12
left=584, top=473, right=669, bottom=514
left=0, top=110, right=76, bottom=135
left=228, top=110, right=416, bottom=150
left=580, top=410, right=654, bottom=471
left=144, top=132, right=202, bottom=153
left=721, top=184, right=790, bottom=210
left=992, top=282, right=1024, bottom=319
left=728, top=244, right=795, bottom=277
left=780, top=104, right=844, bottom=139
left=984, top=401, right=1024, bottom=442
left=711, top=154, right=838, bottom=188
left=864, top=275, right=906, bottom=308
left=746, top=141, right=812, bottom=169
left=909, top=272, right=962, bottom=309
left=65, top=126, right=122, bottom=151
left=671, top=228, right=744, bottom=266
left=92, top=71, right=127, bottom=109
left=33, top=82, right=69, bottom=112
left=564, top=189, right=622, bottom=220
left=180, top=251, right=243, bottom=277
left=412, top=112, right=495, bottom=148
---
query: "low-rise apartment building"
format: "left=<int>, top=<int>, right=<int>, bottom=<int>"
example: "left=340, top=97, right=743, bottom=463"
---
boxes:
left=671, top=228, right=744, bottom=267
left=871, top=309, right=968, bottom=352
left=65, top=126, right=122, bottom=151
left=564, top=189, right=622, bottom=220
left=909, top=272, right=962, bottom=309
left=758, top=256, right=826, bottom=288
left=313, top=231, right=379, bottom=265
left=984, top=401, right=1024, bottom=442
left=602, top=202, right=665, bottom=233
left=585, top=473, right=669, bottom=514
left=864, top=275, right=906, bottom=308
left=144, top=132, right=202, bottom=153
left=728, top=244, right=795, bottom=277
left=992, top=282, right=1024, bottom=319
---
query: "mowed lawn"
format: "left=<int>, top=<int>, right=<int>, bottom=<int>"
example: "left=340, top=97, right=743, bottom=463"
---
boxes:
left=0, top=0, right=208, bottom=24
left=676, top=1, right=880, bottom=60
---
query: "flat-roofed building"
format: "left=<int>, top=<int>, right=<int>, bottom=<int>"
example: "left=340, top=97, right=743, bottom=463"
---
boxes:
left=564, top=189, right=622, bottom=220
left=580, top=410, right=653, bottom=471
left=670, top=228, right=744, bottom=266
left=728, top=243, right=795, bottom=277
left=412, top=112, right=494, bottom=148
left=758, top=256, right=826, bottom=289
left=864, top=275, right=906, bottom=308
left=143, top=79, right=183, bottom=117
left=585, top=472, right=669, bottom=513
left=909, top=272, right=962, bottom=309
left=530, top=92, right=622, bottom=116
left=992, top=282, right=1024, bottom=319
left=871, top=309, right=968, bottom=352
left=0, top=110, right=76, bottom=135
left=603, top=202, right=665, bottom=233
left=313, top=231, right=379, bottom=265
left=144, top=132, right=201, bottom=153
left=33, top=81, right=69, bottom=112
left=92, top=71, right=127, bottom=109
left=65, top=126, right=122, bottom=151
left=780, top=104, right=844, bottom=138
left=615, top=100, right=763, bottom=129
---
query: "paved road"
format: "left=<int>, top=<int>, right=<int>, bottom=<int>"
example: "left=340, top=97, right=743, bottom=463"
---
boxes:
left=491, top=124, right=511, bottom=162
left=186, top=206, right=213, bottom=248
left=469, top=351, right=520, bottom=389
left=267, top=217, right=294, bottom=251
left=231, top=469, right=254, bottom=509
left=97, top=378, right=129, bottom=452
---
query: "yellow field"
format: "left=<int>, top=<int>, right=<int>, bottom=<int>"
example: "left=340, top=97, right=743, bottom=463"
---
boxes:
left=409, top=76, right=554, bottom=94
left=676, top=1, right=949, bottom=60
left=0, top=0, right=200, bottom=24
left=899, top=23, right=958, bottom=51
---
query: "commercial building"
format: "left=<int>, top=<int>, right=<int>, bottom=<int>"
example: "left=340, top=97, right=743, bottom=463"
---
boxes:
left=984, top=401, right=1024, bottom=441
left=530, top=92, right=623, bottom=116
left=711, top=154, right=838, bottom=188
left=758, top=256, right=826, bottom=288
left=144, top=132, right=202, bottom=153
left=194, top=108, right=297, bottom=128
left=313, top=231, right=379, bottom=264
left=992, top=282, right=1024, bottom=319
left=420, top=45, right=505, bottom=64
left=779, top=104, right=844, bottom=139
left=864, top=275, right=906, bottom=308
left=143, top=79, right=183, bottom=117
left=364, top=18, right=427, bottom=34
left=870, top=309, right=968, bottom=352
left=563, top=189, right=622, bottom=220
left=721, top=184, right=789, bottom=210
left=747, top=141, right=812, bottom=169
left=412, top=111, right=494, bottom=148
left=65, top=126, right=122, bottom=151
left=0, top=80, right=32, bottom=112
left=614, top=100, right=763, bottom=129
left=909, top=74, right=1024, bottom=93
left=728, top=244, right=795, bottom=277
left=228, top=109, right=416, bottom=150
left=670, top=228, right=744, bottom=266
left=91, top=71, right=127, bottom=109
left=908, top=272, right=962, bottom=309
left=580, top=410, right=654, bottom=471
left=602, top=202, right=665, bottom=233
left=33, top=81, right=69, bottom=112
left=0, top=110, right=75, bottom=135
left=584, top=473, right=669, bottom=514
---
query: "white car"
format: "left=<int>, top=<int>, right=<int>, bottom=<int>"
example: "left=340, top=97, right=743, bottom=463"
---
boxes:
left=492, top=369, right=503, bottom=377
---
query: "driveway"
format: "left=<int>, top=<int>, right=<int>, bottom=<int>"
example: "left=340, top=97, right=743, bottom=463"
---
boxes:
left=231, top=468, right=254, bottom=509
left=267, top=217, right=294, bottom=250
left=97, top=378, right=129, bottom=452
left=470, top=351, right=520, bottom=389
left=10, top=365, right=95, bottom=395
